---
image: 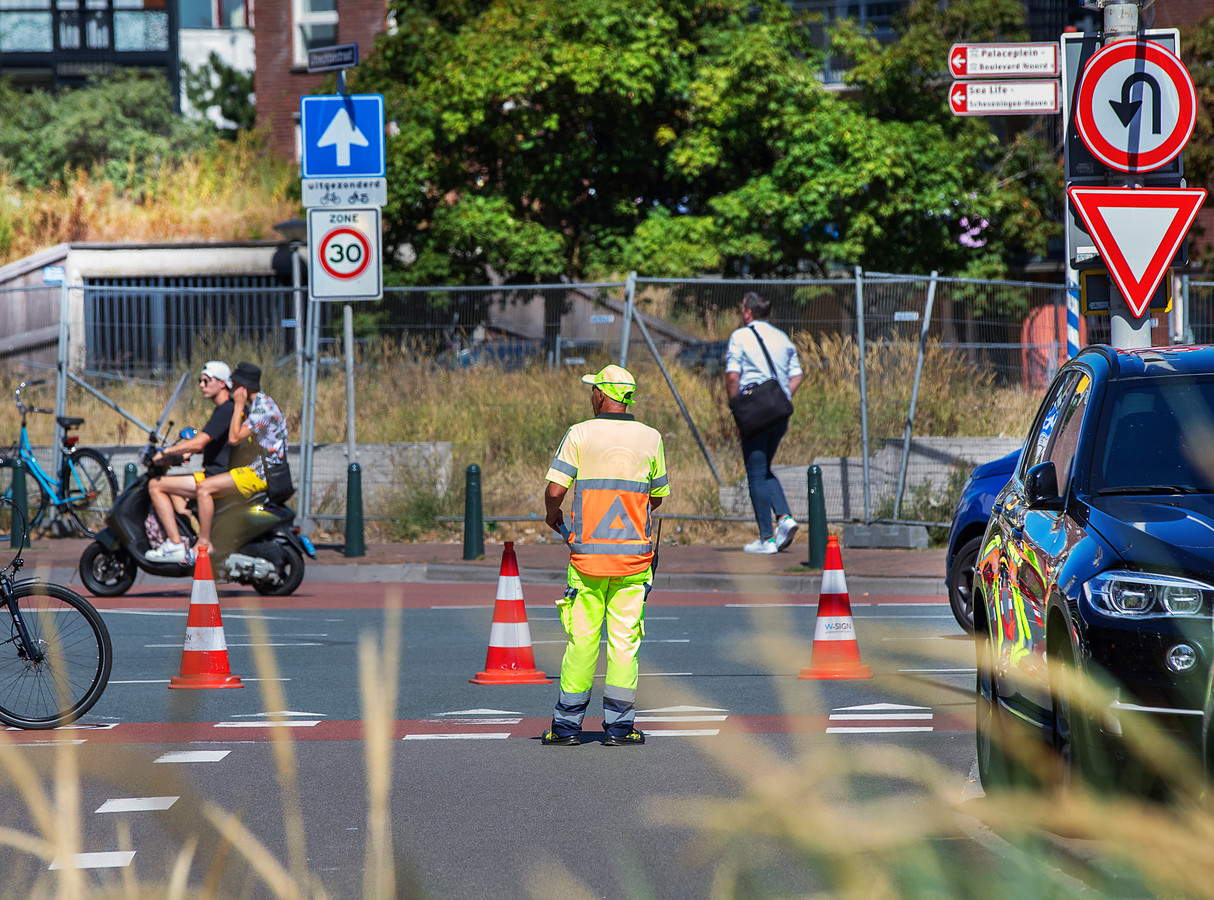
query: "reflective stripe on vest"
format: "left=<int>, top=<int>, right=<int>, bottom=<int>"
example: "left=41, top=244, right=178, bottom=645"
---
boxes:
left=570, top=479, right=653, bottom=576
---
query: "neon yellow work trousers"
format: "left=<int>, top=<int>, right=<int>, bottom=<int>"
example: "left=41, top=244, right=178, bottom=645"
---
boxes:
left=550, top=564, right=651, bottom=736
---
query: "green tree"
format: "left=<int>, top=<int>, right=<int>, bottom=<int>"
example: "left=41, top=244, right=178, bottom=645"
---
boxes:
left=0, top=72, right=211, bottom=189
left=183, top=52, right=256, bottom=136
left=1181, top=14, right=1214, bottom=267
left=354, top=0, right=1054, bottom=284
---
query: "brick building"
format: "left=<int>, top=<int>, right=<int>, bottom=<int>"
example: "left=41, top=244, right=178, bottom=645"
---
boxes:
left=252, top=0, right=388, bottom=161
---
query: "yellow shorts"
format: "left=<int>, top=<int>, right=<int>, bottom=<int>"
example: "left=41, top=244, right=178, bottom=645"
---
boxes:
left=230, top=466, right=268, bottom=499
left=193, top=472, right=205, bottom=484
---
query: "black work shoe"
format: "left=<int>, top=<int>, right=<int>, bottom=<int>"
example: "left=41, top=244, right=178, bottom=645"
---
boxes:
left=541, top=730, right=580, bottom=746
left=604, top=728, right=646, bottom=746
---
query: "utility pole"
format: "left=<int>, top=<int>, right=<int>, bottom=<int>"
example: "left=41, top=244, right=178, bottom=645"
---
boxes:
left=1100, top=0, right=1150, bottom=350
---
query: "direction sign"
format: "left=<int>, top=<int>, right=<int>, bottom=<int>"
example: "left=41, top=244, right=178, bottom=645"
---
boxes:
left=1074, top=40, right=1196, bottom=173
left=300, top=94, right=385, bottom=180
left=1066, top=186, right=1205, bottom=318
left=948, top=80, right=1060, bottom=115
left=949, top=43, right=1058, bottom=78
left=307, top=208, right=382, bottom=301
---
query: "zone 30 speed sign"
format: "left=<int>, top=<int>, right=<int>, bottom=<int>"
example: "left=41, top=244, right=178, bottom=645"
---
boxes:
left=307, top=208, right=383, bottom=300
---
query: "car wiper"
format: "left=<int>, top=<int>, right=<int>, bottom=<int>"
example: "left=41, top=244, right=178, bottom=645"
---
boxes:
left=1092, top=484, right=1208, bottom=495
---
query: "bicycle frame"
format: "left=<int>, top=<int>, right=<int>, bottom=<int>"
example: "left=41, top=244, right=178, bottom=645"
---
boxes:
left=12, top=422, right=92, bottom=508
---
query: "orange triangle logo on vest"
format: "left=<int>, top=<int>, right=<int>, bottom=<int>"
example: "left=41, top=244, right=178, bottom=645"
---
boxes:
left=589, top=496, right=643, bottom=541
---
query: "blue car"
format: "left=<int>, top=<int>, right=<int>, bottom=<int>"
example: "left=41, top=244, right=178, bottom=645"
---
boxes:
left=945, top=449, right=1019, bottom=632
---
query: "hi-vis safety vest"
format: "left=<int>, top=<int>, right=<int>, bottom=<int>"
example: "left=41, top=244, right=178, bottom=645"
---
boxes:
left=546, top=413, right=670, bottom=578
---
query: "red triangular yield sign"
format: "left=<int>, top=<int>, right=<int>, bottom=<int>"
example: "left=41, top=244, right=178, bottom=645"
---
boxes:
left=1067, top=186, right=1206, bottom=318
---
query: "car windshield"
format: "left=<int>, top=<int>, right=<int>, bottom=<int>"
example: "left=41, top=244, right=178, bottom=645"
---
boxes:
left=1089, top=376, right=1214, bottom=494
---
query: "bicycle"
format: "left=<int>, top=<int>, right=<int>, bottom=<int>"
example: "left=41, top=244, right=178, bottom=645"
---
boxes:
left=0, top=499, right=112, bottom=728
left=0, top=379, right=119, bottom=538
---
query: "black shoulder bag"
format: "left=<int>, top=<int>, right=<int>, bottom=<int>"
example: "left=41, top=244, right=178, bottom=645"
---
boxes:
left=728, top=325, right=794, bottom=436
left=262, top=450, right=294, bottom=504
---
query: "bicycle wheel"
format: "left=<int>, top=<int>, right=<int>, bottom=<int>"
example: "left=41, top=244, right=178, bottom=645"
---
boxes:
left=0, top=461, right=48, bottom=537
left=60, top=449, right=118, bottom=538
left=0, top=582, right=112, bottom=728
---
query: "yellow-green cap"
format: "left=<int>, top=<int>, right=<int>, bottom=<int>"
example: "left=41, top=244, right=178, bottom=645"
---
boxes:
left=581, top=364, right=636, bottom=404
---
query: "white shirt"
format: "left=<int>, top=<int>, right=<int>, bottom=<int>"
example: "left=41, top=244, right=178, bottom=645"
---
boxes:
left=725, top=321, right=802, bottom=400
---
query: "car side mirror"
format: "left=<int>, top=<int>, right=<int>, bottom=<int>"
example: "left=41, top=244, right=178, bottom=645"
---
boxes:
left=1024, top=461, right=1063, bottom=510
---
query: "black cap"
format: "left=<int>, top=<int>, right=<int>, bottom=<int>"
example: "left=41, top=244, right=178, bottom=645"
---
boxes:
left=230, top=361, right=261, bottom=393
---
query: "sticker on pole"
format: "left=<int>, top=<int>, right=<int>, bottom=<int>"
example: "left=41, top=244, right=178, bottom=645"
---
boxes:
left=307, top=208, right=382, bottom=301
left=1066, top=186, right=1205, bottom=317
left=1074, top=40, right=1196, bottom=172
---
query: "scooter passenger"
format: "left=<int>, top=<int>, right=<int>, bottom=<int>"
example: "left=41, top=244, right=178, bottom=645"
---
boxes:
left=145, top=361, right=236, bottom=563
left=195, top=362, right=288, bottom=554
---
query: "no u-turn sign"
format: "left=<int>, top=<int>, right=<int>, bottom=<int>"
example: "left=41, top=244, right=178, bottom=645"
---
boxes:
left=307, top=208, right=383, bottom=300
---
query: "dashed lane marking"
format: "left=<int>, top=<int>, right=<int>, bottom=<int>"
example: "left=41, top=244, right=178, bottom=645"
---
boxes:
left=154, top=750, right=230, bottom=763
left=49, top=851, right=136, bottom=870
left=403, top=733, right=511, bottom=741
left=96, top=797, right=179, bottom=814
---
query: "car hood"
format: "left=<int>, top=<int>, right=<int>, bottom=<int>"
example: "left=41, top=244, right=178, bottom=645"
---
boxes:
left=972, top=449, right=1019, bottom=482
left=1085, top=494, right=1214, bottom=575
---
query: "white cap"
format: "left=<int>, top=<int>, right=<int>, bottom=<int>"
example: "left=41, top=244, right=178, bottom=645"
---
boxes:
left=201, top=361, right=231, bottom=388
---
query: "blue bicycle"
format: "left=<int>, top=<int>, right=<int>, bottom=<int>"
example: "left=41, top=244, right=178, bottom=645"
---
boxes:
left=0, top=379, right=118, bottom=538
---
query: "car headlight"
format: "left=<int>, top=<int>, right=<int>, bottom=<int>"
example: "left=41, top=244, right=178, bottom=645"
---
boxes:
left=1085, top=570, right=1212, bottom=618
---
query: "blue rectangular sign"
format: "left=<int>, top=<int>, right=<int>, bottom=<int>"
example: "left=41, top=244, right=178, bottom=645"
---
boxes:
left=300, top=94, right=385, bottom=179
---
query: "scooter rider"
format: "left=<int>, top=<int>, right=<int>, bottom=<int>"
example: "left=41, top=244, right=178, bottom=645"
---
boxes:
left=145, top=361, right=235, bottom=563
left=195, top=362, right=287, bottom=554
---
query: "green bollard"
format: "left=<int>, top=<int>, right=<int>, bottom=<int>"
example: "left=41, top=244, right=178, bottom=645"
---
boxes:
left=463, top=464, right=484, bottom=560
left=10, top=459, right=29, bottom=549
left=344, top=462, right=365, bottom=558
left=123, top=462, right=138, bottom=491
left=806, top=464, right=827, bottom=569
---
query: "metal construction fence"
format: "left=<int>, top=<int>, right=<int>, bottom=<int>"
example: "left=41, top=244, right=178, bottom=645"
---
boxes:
left=2, top=271, right=1211, bottom=534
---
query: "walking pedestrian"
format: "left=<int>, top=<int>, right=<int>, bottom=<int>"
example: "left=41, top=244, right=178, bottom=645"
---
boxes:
left=726, top=291, right=803, bottom=554
left=541, top=364, right=670, bottom=747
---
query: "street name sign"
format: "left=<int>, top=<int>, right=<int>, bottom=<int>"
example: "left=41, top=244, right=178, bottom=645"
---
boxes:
left=948, top=80, right=1060, bottom=115
left=307, top=208, right=383, bottom=301
left=1066, top=186, right=1205, bottom=318
left=949, top=43, right=1058, bottom=78
left=300, top=94, right=385, bottom=180
left=1074, top=39, right=1195, bottom=173
left=307, top=43, right=358, bottom=73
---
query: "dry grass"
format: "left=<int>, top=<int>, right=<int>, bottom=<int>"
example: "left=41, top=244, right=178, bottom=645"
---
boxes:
left=0, top=132, right=297, bottom=261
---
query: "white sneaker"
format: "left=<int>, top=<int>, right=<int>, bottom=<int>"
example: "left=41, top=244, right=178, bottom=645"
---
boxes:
left=146, top=540, right=187, bottom=563
left=774, top=516, right=799, bottom=551
left=743, top=537, right=778, bottom=554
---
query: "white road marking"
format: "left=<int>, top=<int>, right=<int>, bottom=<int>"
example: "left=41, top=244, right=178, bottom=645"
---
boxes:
left=829, top=713, right=933, bottom=721
left=49, top=851, right=135, bottom=870
left=900, top=668, right=977, bottom=674
left=10, top=739, right=87, bottom=746
left=214, top=721, right=321, bottom=728
left=227, top=710, right=327, bottom=718
left=402, top=733, right=511, bottom=741
left=636, top=715, right=728, bottom=723
left=435, top=708, right=521, bottom=716
left=154, top=750, right=230, bottom=763
left=96, top=797, right=179, bottom=814
left=425, top=718, right=522, bottom=725
left=641, top=705, right=728, bottom=713
left=826, top=726, right=935, bottom=734
left=143, top=642, right=321, bottom=648
left=646, top=729, right=720, bottom=737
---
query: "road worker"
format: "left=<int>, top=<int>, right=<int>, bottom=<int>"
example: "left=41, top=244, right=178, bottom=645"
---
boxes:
left=542, top=364, right=669, bottom=746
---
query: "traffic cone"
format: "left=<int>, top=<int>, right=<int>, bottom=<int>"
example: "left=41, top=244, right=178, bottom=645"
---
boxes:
left=169, top=546, right=244, bottom=689
left=470, top=542, right=551, bottom=685
left=799, top=536, right=872, bottom=680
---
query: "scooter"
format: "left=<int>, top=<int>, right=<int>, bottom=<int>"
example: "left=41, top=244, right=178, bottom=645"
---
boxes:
left=78, top=425, right=316, bottom=597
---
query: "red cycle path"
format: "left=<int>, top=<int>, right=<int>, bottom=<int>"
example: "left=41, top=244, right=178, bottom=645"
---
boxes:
left=8, top=713, right=972, bottom=746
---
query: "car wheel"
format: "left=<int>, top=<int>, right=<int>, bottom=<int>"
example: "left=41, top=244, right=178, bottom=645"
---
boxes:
left=976, top=624, right=1008, bottom=790
left=949, top=536, right=982, bottom=634
left=1051, top=637, right=1125, bottom=793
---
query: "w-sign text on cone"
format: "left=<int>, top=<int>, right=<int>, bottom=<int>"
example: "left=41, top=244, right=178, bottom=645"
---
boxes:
left=471, top=542, right=551, bottom=685
left=169, top=546, right=244, bottom=689
left=800, top=536, right=872, bottom=680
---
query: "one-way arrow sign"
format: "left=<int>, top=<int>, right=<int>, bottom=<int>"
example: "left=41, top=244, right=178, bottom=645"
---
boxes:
left=317, top=106, right=370, bottom=167
left=1067, top=186, right=1206, bottom=317
left=300, top=94, right=385, bottom=179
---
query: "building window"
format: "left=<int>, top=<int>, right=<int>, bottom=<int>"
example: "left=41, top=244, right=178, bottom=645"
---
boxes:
left=292, top=0, right=336, bottom=67
left=178, top=0, right=247, bottom=29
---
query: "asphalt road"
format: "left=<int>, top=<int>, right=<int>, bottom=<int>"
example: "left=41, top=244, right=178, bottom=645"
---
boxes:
left=1, top=577, right=1007, bottom=898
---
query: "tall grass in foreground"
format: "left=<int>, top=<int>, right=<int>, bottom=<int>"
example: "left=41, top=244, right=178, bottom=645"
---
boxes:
left=0, top=335, right=1041, bottom=544
left=1, top=600, right=1214, bottom=897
